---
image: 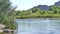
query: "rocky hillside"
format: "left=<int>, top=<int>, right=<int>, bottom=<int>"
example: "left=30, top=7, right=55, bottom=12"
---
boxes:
left=32, top=1, right=60, bottom=10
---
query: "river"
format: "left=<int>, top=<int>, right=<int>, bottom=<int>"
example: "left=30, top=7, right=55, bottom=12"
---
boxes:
left=15, top=18, right=60, bottom=34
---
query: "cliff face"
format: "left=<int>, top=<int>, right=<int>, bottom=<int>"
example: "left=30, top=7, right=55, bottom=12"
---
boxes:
left=32, top=1, right=60, bottom=10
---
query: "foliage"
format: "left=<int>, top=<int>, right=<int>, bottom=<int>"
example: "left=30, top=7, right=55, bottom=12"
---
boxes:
left=0, top=0, right=16, bottom=29
left=16, top=6, right=60, bottom=19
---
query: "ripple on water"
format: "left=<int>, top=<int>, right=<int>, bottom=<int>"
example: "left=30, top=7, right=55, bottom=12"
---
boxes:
left=16, top=18, right=60, bottom=34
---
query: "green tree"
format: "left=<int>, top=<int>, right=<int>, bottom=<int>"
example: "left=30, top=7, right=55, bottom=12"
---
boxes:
left=32, top=8, right=40, bottom=13
left=49, top=6, right=60, bottom=14
left=0, top=0, right=12, bottom=14
left=0, top=0, right=16, bottom=29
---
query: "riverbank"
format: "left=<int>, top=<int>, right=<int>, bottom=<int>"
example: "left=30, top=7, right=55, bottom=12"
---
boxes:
left=16, top=14, right=60, bottom=19
left=16, top=6, right=60, bottom=19
left=0, top=32, right=13, bottom=34
left=0, top=32, right=4, bottom=34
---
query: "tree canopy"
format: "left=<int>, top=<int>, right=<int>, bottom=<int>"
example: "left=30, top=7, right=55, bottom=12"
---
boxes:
left=0, top=0, right=16, bottom=29
left=16, top=6, right=60, bottom=19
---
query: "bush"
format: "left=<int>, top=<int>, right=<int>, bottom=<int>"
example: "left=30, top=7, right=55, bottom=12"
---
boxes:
left=0, top=13, right=16, bottom=29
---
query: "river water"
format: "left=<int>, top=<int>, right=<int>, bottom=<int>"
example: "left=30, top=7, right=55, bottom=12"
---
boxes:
left=16, top=18, right=60, bottom=34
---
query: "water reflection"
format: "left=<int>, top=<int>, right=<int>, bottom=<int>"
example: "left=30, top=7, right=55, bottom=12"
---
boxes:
left=16, top=18, right=60, bottom=34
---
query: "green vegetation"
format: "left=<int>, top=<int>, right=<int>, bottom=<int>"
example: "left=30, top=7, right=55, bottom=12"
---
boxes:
left=16, top=6, right=60, bottom=19
left=0, top=0, right=16, bottom=29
